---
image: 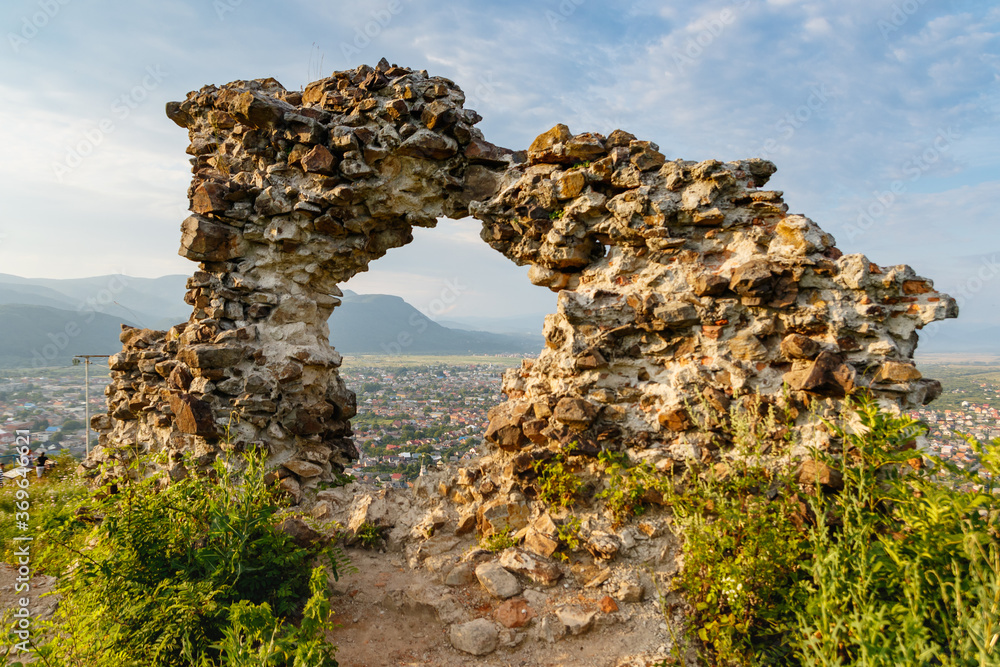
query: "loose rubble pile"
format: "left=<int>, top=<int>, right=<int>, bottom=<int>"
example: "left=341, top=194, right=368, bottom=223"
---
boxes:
left=305, top=465, right=691, bottom=665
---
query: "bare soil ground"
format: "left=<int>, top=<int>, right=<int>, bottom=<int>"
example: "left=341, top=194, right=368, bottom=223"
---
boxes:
left=325, top=548, right=683, bottom=667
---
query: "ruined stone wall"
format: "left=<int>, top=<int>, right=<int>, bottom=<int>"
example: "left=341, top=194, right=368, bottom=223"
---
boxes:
left=475, top=124, right=957, bottom=481
left=90, top=61, right=956, bottom=503
left=90, top=61, right=510, bottom=497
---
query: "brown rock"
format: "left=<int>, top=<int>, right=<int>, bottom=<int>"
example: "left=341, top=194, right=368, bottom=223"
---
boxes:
left=552, top=397, right=597, bottom=427
left=575, top=348, right=607, bottom=370
left=564, top=132, right=606, bottom=161
left=477, top=498, right=529, bottom=537
left=499, top=548, right=563, bottom=587
left=230, top=91, right=283, bottom=128
left=168, top=392, right=216, bottom=436
left=658, top=406, right=692, bottom=432
left=553, top=170, right=585, bottom=199
left=191, top=182, right=228, bottom=214
left=653, top=302, right=699, bottom=327
left=282, top=459, right=324, bottom=478
left=397, top=129, right=458, bottom=159
left=783, top=351, right=853, bottom=396
left=168, top=364, right=193, bottom=391
left=300, top=145, right=336, bottom=174
left=797, top=459, right=844, bottom=490
left=781, top=334, right=821, bottom=360
left=421, top=99, right=454, bottom=130
left=528, top=124, right=572, bottom=164
left=524, top=514, right=560, bottom=558
left=276, top=516, right=323, bottom=547
left=485, top=404, right=528, bottom=450
left=496, top=598, right=536, bottom=628
left=521, top=418, right=549, bottom=445
left=875, top=361, right=922, bottom=383
left=178, top=216, right=242, bottom=262
left=465, top=138, right=511, bottom=165
left=605, top=129, right=637, bottom=148
left=692, top=273, right=729, bottom=297
left=629, top=140, right=665, bottom=171
left=902, top=280, right=932, bottom=295
left=729, top=259, right=773, bottom=297
left=599, top=596, right=619, bottom=613
left=176, top=345, right=244, bottom=369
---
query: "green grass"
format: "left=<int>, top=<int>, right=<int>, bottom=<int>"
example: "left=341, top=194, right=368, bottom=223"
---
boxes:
left=1, top=449, right=341, bottom=667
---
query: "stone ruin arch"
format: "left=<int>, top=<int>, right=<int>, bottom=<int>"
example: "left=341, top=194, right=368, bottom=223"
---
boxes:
left=89, top=60, right=957, bottom=505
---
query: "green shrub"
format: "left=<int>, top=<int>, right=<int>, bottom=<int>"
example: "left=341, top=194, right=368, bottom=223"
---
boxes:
left=667, top=393, right=1000, bottom=667
left=480, top=526, right=518, bottom=553
left=355, top=521, right=386, bottom=550
left=597, top=451, right=671, bottom=527
left=534, top=454, right=581, bottom=508
left=791, top=397, right=1000, bottom=666
left=0, top=462, right=90, bottom=571
left=15, top=448, right=340, bottom=666
left=669, top=401, right=806, bottom=665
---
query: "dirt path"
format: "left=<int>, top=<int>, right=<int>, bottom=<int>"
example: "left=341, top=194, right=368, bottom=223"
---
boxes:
left=325, top=549, right=684, bottom=667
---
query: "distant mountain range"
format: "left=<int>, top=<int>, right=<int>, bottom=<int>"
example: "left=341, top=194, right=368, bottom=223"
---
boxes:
left=0, top=304, right=134, bottom=367
left=332, top=292, right=543, bottom=354
left=0, top=275, right=544, bottom=367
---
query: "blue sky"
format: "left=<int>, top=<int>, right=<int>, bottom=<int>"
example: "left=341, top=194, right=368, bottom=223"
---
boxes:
left=1, top=0, right=997, bottom=328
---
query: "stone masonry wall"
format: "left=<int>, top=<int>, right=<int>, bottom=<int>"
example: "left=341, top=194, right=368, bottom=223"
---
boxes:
left=89, top=61, right=510, bottom=498
left=475, top=124, right=958, bottom=483
left=90, top=62, right=957, bottom=505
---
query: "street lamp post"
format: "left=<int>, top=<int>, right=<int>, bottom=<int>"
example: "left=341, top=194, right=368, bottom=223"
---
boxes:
left=72, top=355, right=110, bottom=459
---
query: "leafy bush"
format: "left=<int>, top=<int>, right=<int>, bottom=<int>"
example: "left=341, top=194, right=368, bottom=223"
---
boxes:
left=0, top=461, right=90, bottom=570
left=667, top=393, right=1000, bottom=667
left=669, top=401, right=806, bottom=664
left=792, top=397, right=1000, bottom=666
left=13, top=448, right=341, bottom=666
left=355, top=521, right=386, bottom=550
left=534, top=453, right=581, bottom=508
left=597, top=451, right=671, bottom=527
left=480, top=526, right=518, bottom=553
